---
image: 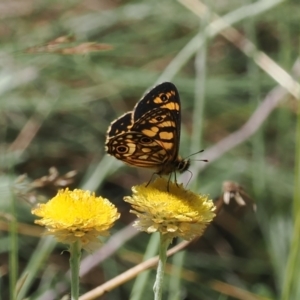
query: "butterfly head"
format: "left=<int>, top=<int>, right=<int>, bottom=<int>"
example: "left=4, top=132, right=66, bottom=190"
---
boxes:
left=176, top=157, right=190, bottom=173
left=157, top=156, right=190, bottom=175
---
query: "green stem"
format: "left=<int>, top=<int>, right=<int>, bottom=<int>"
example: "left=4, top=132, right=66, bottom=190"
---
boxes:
left=281, top=90, right=300, bottom=300
left=69, top=240, right=82, bottom=300
left=131, top=233, right=160, bottom=300
left=9, top=194, right=17, bottom=300
left=153, top=234, right=171, bottom=300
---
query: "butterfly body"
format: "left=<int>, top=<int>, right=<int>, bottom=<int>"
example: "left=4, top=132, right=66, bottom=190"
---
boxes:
left=105, top=82, right=190, bottom=176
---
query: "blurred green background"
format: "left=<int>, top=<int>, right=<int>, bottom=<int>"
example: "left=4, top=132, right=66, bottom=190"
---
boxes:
left=1, top=0, right=300, bottom=299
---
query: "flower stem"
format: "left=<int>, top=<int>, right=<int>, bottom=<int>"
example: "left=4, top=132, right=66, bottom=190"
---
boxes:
left=69, top=240, right=82, bottom=300
left=153, top=234, right=171, bottom=300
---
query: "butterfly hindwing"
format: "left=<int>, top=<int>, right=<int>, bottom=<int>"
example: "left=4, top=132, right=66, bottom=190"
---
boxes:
left=106, top=132, right=169, bottom=168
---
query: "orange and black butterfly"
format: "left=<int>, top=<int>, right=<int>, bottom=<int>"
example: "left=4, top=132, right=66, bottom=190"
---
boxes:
left=105, top=82, right=190, bottom=176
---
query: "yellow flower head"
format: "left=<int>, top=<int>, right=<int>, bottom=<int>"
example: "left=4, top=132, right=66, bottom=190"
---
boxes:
left=32, top=189, right=120, bottom=250
left=124, top=178, right=215, bottom=241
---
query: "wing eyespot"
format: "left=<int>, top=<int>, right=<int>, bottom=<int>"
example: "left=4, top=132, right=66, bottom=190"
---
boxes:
left=140, top=137, right=152, bottom=144
left=155, top=116, right=163, bottom=121
left=116, top=145, right=128, bottom=153
left=160, top=94, right=168, bottom=102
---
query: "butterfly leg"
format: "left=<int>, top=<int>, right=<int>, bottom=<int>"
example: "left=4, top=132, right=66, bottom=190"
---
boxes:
left=145, top=172, right=160, bottom=187
left=185, top=169, right=193, bottom=188
left=173, top=171, right=180, bottom=188
left=167, top=173, right=177, bottom=192
left=167, top=175, right=171, bottom=192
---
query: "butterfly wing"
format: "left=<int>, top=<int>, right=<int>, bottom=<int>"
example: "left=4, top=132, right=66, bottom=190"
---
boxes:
left=132, top=82, right=181, bottom=161
left=106, top=112, right=132, bottom=137
left=105, top=111, right=172, bottom=169
left=130, top=108, right=178, bottom=163
left=105, top=82, right=182, bottom=172
left=105, top=130, right=170, bottom=169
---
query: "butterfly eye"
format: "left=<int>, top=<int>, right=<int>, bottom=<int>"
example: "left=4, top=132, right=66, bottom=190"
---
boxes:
left=160, top=94, right=168, bottom=101
left=178, top=161, right=184, bottom=169
left=177, top=160, right=189, bottom=172
left=155, top=116, right=163, bottom=121
left=116, top=145, right=128, bottom=153
left=140, top=137, right=152, bottom=144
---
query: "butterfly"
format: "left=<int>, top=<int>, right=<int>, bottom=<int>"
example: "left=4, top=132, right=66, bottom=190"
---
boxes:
left=105, top=82, right=191, bottom=178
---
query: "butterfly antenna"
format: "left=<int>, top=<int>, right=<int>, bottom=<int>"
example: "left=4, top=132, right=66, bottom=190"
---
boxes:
left=184, top=149, right=204, bottom=159
left=185, top=149, right=208, bottom=163
left=186, top=149, right=204, bottom=158
left=190, top=159, right=209, bottom=162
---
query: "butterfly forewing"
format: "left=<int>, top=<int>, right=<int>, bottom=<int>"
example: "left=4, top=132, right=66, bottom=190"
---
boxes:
left=132, top=82, right=181, bottom=123
left=106, top=112, right=132, bottom=137
left=131, top=108, right=179, bottom=162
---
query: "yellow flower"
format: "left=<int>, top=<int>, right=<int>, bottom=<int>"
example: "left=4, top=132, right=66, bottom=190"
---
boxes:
left=32, top=189, right=120, bottom=250
left=124, top=178, right=215, bottom=241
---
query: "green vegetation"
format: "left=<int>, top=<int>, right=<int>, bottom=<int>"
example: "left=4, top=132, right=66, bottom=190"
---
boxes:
left=1, top=0, right=300, bottom=299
